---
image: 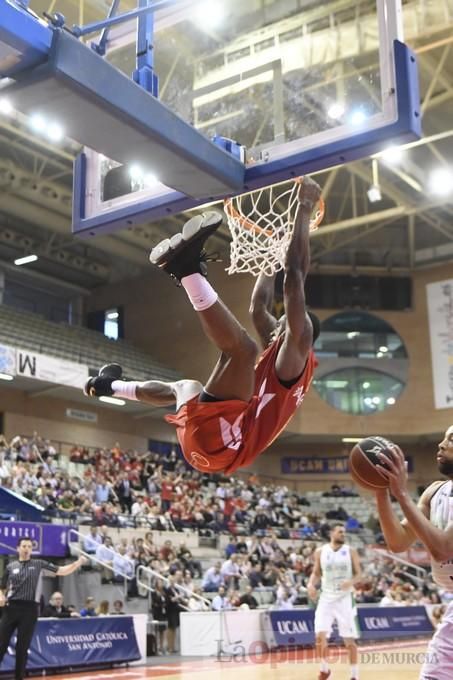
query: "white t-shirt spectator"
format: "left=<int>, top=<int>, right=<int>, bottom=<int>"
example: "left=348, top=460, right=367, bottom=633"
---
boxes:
left=112, top=553, right=134, bottom=579
left=96, top=542, right=115, bottom=564
left=202, top=567, right=223, bottom=591
left=211, top=593, right=232, bottom=611
left=83, top=532, right=102, bottom=554
left=221, top=558, right=241, bottom=581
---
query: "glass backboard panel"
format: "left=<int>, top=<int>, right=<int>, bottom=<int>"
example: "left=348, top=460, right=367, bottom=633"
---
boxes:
left=74, top=0, right=418, bottom=232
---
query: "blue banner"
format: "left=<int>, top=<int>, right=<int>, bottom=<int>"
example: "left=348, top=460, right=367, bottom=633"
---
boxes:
left=268, top=610, right=315, bottom=646
left=281, top=456, right=414, bottom=474
left=281, top=457, right=350, bottom=474
left=267, top=606, right=433, bottom=647
left=357, top=606, right=433, bottom=640
left=0, top=616, right=140, bottom=672
left=0, top=521, right=69, bottom=557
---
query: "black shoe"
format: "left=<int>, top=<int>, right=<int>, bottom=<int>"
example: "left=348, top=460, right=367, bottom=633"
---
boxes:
left=149, top=211, right=223, bottom=284
left=84, top=363, right=123, bottom=397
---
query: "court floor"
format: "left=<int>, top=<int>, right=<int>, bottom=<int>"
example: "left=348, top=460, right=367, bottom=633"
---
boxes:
left=50, top=641, right=429, bottom=680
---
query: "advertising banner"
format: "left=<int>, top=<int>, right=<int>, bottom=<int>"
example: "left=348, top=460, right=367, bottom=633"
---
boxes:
left=266, top=610, right=316, bottom=646
left=0, top=521, right=69, bottom=557
left=281, top=457, right=349, bottom=474
left=16, top=349, right=88, bottom=388
left=357, top=606, right=433, bottom=641
left=0, top=616, right=141, bottom=672
left=426, top=279, right=453, bottom=409
left=265, top=606, right=433, bottom=647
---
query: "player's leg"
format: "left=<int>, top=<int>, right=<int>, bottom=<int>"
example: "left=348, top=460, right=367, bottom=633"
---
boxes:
left=84, top=363, right=203, bottom=409
left=314, top=597, right=335, bottom=680
left=150, top=211, right=258, bottom=401
left=15, top=605, right=38, bottom=680
left=275, top=178, right=322, bottom=382
left=343, top=639, right=359, bottom=679
left=0, top=607, right=18, bottom=665
left=419, top=617, right=453, bottom=679
left=336, top=596, right=360, bottom=680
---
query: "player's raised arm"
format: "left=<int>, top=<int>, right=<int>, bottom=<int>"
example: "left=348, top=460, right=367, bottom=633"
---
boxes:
left=281, top=178, right=321, bottom=344
left=377, top=447, right=453, bottom=562
left=249, top=272, right=278, bottom=349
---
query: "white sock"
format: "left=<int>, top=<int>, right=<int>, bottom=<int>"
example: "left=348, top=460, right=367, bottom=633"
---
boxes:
left=181, top=273, right=218, bottom=311
left=320, top=661, right=329, bottom=673
left=111, top=380, right=142, bottom=401
left=351, top=664, right=359, bottom=679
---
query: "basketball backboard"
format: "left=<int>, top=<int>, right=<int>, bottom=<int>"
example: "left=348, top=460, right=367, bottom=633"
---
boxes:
left=72, top=0, right=420, bottom=237
left=0, top=0, right=420, bottom=237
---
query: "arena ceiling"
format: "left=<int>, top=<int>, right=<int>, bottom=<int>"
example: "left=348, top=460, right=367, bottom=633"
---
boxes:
left=0, top=0, right=452, bottom=297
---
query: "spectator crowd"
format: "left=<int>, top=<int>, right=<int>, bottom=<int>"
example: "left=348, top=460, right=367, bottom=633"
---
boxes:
left=0, top=432, right=448, bottom=655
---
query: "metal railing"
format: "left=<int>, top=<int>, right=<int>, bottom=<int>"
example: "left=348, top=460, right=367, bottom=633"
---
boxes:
left=69, top=528, right=135, bottom=599
left=136, top=564, right=211, bottom=611
left=372, top=547, right=427, bottom=586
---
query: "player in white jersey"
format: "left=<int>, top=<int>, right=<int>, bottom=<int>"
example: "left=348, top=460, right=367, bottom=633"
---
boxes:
left=374, top=425, right=453, bottom=680
left=307, top=524, right=362, bottom=680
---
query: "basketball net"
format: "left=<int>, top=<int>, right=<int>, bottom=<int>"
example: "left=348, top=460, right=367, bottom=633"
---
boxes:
left=224, top=177, right=324, bottom=277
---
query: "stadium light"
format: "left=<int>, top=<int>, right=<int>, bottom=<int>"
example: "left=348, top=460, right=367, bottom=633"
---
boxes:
left=349, top=109, right=367, bottom=126
left=99, top=396, right=125, bottom=406
left=429, top=167, right=453, bottom=196
left=327, top=102, right=345, bottom=120
left=342, top=437, right=362, bottom=443
left=194, top=1, right=225, bottom=29
left=29, top=114, right=46, bottom=133
left=0, top=98, right=13, bottom=115
left=46, top=122, right=64, bottom=143
left=367, top=185, right=382, bottom=203
left=14, top=254, right=38, bottom=266
left=0, top=373, right=13, bottom=381
left=380, top=146, right=403, bottom=164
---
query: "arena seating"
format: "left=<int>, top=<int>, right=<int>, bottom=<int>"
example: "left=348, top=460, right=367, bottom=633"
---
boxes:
left=0, top=304, right=180, bottom=381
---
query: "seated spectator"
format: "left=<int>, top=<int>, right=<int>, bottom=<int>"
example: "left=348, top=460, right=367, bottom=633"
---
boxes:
left=111, top=599, right=126, bottom=615
left=202, top=562, right=224, bottom=592
left=188, top=587, right=210, bottom=612
left=221, top=553, right=241, bottom=588
left=112, top=545, right=135, bottom=582
left=251, top=507, right=271, bottom=533
left=42, top=592, right=80, bottom=618
left=248, top=563, right=264, bottom=589
left=80, top=596, right=98, bottom=617
left=274, top=586, right=296, bottom=610
left=83, top=526, right=102, bottom=554
left=224, top=536, right=238, bottom=559
left=95, top=536, right=116, bottom=583
left=345, top=516, right=362, bottom=532
left=97, top=600, right=110, bottom=615
left=239, top=585, right=258, bottom=610
left=211, top=585, right=232, bottom=611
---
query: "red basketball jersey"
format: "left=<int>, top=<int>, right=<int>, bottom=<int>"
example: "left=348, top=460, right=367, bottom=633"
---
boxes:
left=165, top=338, right=317, bottom=474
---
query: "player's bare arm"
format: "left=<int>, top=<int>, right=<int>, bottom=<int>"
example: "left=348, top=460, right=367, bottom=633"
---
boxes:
left=249, top=272, right=278, bottom=349
left=377, top=447, right=451, bottom=561
left=374, top=480, right=441, bottom=553
left=275, top=177, right=321, bottom=381
left=307, top=547, right=322, bottom=600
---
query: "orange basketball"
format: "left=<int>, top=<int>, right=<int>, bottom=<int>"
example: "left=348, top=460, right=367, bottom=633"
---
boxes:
left=349, top=436, right=397, bottom=490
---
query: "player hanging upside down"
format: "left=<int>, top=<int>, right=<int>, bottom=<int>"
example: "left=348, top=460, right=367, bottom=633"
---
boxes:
left=84, top=178, right=322, bottom=474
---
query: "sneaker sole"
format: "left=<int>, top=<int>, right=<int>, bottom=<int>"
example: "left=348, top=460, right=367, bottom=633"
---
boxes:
left=149, top=212, right=223, bottom=267
left=99, top=363, right=123, bottom=379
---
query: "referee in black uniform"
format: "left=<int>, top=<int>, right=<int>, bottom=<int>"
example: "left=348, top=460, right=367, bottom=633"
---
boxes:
left=0, top=536, right=86, bottom=680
